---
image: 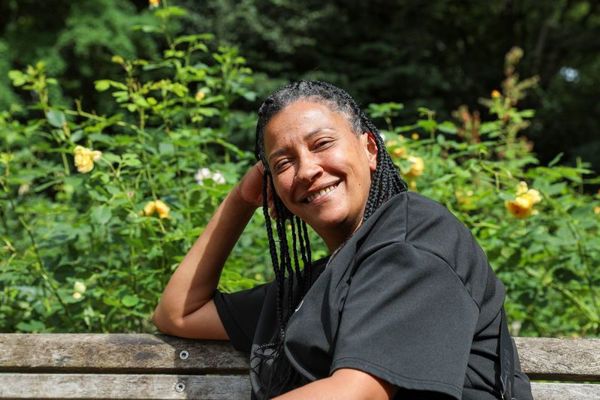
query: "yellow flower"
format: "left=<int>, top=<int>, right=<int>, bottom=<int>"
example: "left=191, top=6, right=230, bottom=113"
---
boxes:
left=405, top=156, right=425, bottom=178
left=491, top=90, right=501, bottom=98
left=143, top=200, right=170, bottom=219
left=411, top=132, right=420, bottom=140
left=505, top=181, right=542, bottom=219
left=72, top=292, right=82, bottom=300
left=195, top=91, right=206, bottom=102
left=73, top=145, right=102, bottom=173
left=392, top=147, right=407, bottom=158
left=154, top=200, right=170, bottom=219
left=594, top=206, right=600, bottom=215
left=149, top=0, right=160, bottom=8
left=143, top=201, right=156, bottom=216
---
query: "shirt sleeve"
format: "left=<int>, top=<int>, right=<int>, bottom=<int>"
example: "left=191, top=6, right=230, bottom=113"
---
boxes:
left=330, top=242, right=479, bottom=399
left=213, top=282, right=270, bottom=353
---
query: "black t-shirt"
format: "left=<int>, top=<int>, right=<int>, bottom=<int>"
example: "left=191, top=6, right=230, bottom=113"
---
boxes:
left=214, top=191, right=529, bottom=399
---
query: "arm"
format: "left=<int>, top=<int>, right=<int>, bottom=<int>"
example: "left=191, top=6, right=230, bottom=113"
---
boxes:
left=152, top=163, right=264, bottom=339
left=273, top=369, right=396, bottom=400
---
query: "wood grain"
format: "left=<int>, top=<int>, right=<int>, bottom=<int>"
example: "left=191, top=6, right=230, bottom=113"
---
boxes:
left=514, top=337, right=600, bottom=380
left=530, top=382, right=600, bottom=400
left=0, top=334, right=248, bottom=373
left=0, top=374, right=598, bottom=399
left=0, top=334, right=598, bottom=400
left=0, top=374, right=251, bottom=399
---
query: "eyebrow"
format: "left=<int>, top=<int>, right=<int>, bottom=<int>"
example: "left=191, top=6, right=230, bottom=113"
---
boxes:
left=267, top=128, right=333, bottom=162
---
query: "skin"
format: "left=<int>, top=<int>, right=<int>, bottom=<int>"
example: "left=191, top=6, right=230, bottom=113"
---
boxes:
left=153, top=99, right=395, bottom=399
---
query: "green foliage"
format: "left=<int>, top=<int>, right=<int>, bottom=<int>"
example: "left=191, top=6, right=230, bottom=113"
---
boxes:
left=1, top=2, right=598, bottom=337
left=0, top=7, right=266, bottom=333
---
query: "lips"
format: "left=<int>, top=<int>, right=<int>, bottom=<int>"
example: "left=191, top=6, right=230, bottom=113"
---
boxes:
left=302, top=182, right=340, bottom=203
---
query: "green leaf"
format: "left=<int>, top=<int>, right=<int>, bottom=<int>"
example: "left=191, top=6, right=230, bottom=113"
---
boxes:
left=437, top=121, right=457, bottom=134
left=121, top=295, right=139, bottom=307
left=8, top=70, right=27, bottom=86
left=46, top=110, right=67, bottom=128
left=158, top=142, right=175, bottom=155
left=94, top=80, right=111, bottom=92
left=101, top=153, right=121, bottom=163
left=16, top=320, right=46, bottom=332
left=91, top=206, right=112, bottom=225
left=121, top=153, right=141, bottom=167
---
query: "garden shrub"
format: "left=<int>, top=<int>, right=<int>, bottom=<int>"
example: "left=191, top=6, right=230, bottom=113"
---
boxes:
left=1, top=5, right=598, bottom=336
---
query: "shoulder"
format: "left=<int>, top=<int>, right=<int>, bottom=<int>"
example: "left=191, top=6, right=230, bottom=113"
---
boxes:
left=358, top=191, right=474, bottom=253
left=354, top=191, right=497, bottom=307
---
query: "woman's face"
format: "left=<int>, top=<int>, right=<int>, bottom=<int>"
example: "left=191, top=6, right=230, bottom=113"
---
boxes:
left=264, top=100, right=377, bottom=250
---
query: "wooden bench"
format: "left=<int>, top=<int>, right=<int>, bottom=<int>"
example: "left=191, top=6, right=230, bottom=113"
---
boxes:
left=0, top=334, right=598, bottom=399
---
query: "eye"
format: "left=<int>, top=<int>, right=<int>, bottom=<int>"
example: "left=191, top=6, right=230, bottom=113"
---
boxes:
left=314, top=138, right=334, bottom=149
left=273, top=159, right=291, bottom=173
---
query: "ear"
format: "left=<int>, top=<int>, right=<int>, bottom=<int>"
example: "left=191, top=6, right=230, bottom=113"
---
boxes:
left=361, top=132, right=378, bottom=172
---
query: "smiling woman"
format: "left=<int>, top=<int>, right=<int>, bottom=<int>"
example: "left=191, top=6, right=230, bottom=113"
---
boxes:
left=152, top=81, right=533, bottom=400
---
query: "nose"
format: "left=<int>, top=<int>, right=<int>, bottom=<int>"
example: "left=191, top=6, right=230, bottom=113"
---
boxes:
left=295, top=152, right=322, bottom=185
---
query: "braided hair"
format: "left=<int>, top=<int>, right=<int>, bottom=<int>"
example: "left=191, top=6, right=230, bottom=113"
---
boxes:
left=252, top=80, right=407, bottom=398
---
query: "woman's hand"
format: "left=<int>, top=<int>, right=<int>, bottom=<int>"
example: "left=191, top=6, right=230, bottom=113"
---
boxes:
left=236, top=162, right=278, bottom=218
left=235, top=161, right=265, bottom=208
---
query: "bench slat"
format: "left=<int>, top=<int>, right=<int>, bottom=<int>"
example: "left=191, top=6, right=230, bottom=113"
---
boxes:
left=0, top=334, right=247, bottom=373
left=515, top=337, right=600, bottom=381
left=1, top=334, right=598, bottom=380
left=530, top=382, right=600, bottom=400
left=0, top=374, right=597, bottom=400
left=0, top=374, right=251, bottom=399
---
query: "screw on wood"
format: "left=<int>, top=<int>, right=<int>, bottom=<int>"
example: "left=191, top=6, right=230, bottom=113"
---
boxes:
left=175, top=382, right=186, bottom=393
left=179, top=350, right=189, bottom=360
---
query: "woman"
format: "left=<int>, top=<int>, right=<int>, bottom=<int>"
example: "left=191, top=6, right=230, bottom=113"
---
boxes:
left=153, top=81, right=533, bottom=399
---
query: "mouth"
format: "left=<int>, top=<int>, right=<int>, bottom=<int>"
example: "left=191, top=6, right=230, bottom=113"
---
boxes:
left=302, top=182, right=340, bottom=203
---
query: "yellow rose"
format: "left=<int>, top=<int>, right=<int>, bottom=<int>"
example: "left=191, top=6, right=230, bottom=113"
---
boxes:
left=73, top=145, right=102, bottom=173
left=143, top=201, right=156, bottom=216
left=505, top=182, right=542, bottom=218
left=143, top=200, right=170, bottom=219
left=405, top=156, right=424, bottom=178
left=154, top=200, right=170, bottom=219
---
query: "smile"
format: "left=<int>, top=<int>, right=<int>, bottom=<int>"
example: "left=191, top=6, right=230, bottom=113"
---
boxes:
left=303, top=183, right=339, bottom=203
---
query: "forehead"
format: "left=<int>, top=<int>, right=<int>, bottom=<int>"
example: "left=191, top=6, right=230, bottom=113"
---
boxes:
left=263, top=100, right=354, bottom=151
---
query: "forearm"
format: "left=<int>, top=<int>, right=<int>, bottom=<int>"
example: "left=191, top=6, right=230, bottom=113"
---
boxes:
left=272, top=369, right=394, bottom=400
left=154, top=187, right=256, bottom=322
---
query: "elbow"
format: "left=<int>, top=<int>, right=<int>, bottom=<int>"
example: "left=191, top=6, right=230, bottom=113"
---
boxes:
left=152, top=305, right=184, bottom=336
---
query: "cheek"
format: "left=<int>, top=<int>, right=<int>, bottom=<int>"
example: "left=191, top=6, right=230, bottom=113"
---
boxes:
left=271, top=173, right=293, bottom=200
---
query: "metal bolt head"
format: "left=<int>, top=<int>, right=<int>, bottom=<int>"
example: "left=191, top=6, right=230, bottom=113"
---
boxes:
left=179, top=350, right=189, bottom=360
left=175, top=382, right=186, bottom=393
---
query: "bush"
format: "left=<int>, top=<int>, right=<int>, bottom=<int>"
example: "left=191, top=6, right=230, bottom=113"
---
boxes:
left=1, top=5, right=598, bottom=337
left=0, top=6, right=268, bottom=333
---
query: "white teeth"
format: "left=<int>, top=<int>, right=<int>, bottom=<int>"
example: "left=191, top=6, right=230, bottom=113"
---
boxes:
left=305, top=184, right=338, bottom=203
